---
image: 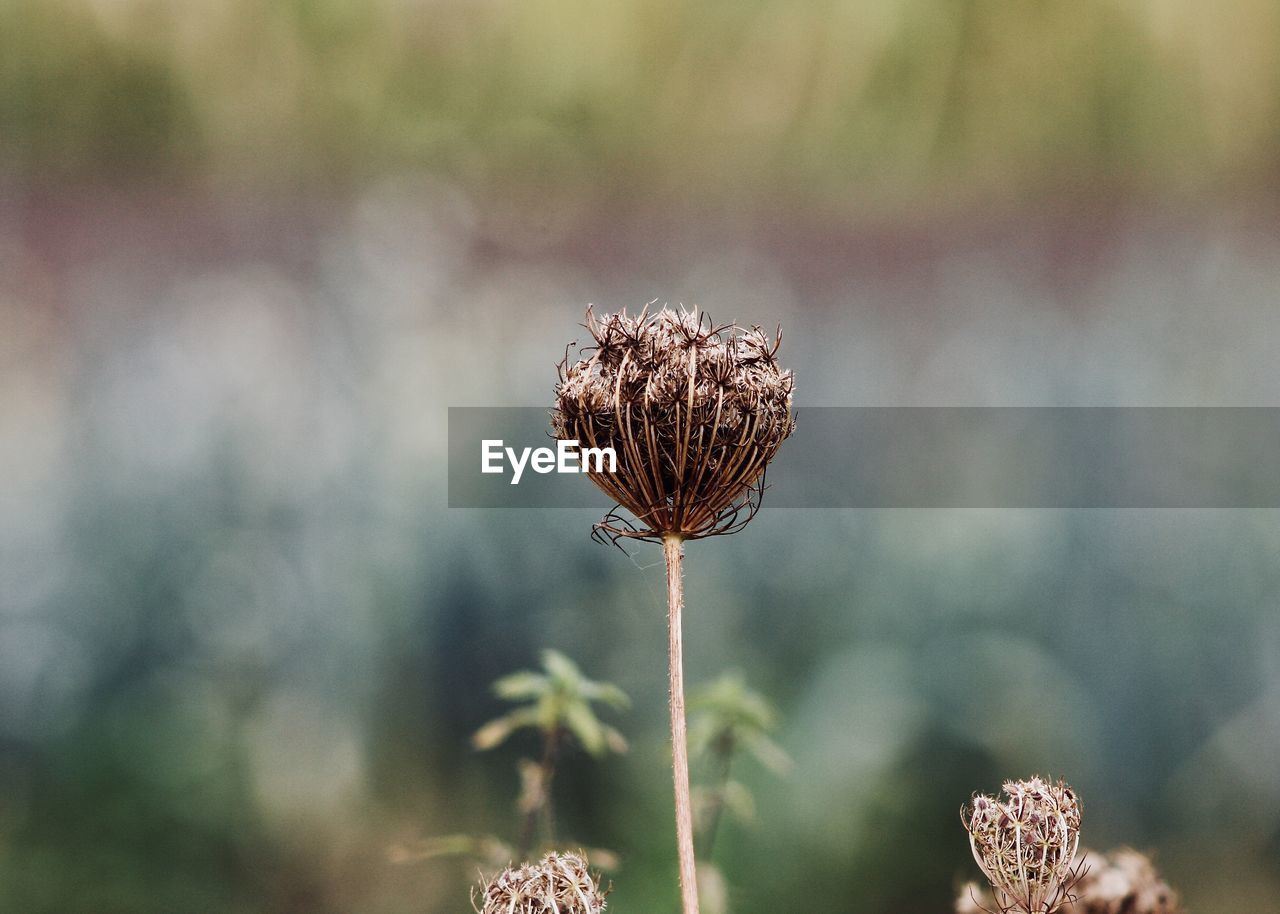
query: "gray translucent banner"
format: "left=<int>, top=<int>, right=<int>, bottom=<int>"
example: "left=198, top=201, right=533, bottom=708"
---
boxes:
left=448, top=407, right=1280, bottom=508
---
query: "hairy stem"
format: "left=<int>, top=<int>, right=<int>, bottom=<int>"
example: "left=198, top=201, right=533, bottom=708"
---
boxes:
left=664, top=534, right=699, bottom=914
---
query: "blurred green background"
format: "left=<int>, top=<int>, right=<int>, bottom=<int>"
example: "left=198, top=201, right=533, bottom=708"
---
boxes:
left=3, top=1, right=1280, bottom=911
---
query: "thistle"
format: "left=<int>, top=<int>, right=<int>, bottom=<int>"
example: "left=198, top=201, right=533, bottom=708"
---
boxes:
left=474, top=852, right=608, bottom=914
left=553, top=305, right=795, bottom=914
left=962, top=776, right=1084, bottom=914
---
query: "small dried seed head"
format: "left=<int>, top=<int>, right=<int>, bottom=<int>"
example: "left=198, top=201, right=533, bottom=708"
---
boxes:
left=957, top=848, right=1182, bottom=914
left=1066, top=848, right=1182, bottom=914
left=553, top=305, right=795, bottom=543
left=962, top=776, right=1083, bottom=914
left=474, top=852, right=608, bottom=914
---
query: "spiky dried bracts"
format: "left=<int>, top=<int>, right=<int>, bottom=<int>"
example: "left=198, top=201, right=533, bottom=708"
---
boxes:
left=553, top=305, right=795, bottom=543
left=474, top=852, right=608, bottom=914
left=962, top=776, right=1083, bottom=914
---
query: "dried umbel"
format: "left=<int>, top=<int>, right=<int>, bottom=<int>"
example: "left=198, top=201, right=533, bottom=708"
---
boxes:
left=553, top=305, right=795, bottom=543
left=962, top=776, right=1083, bottom=914
left=958, top=848, right=1182, bottom=914
left=474, top=852, right=608, bottom=914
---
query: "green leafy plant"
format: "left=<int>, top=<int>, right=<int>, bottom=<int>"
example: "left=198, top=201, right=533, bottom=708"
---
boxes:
left=473, top=650, right=630, bottom=858
left=392, top=651, right=627, bottom=877
left=685, top=672, right=790, bottom=913
left=689, top=672, right=791, bottom=860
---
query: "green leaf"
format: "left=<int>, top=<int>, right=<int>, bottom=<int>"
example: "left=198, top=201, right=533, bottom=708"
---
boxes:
left=477, top=649, right=629, bottom=760
left=472, top=706, right=541, bottom=750
left=563, top=700, right=605, bottom=756
left=686, top=715, right=722, bottom=759
left=721, top=780, right=757, bottom=824
left=690, top=671, right=777, bottom=733
left=740, top=731, right=792, bottom=775
left=581, top=680, right=631, bottom=710
left=492, top=671, right=550, bottom=700
left=602, top=725, right=629, bottom=754
left=688, top=671, right=789, bottom=776
left=541, top=649, right=582, bottom=684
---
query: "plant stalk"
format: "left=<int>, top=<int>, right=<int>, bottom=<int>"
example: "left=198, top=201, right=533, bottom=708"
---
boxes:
left=518, top=726, right=560, bottom=860
left=664, top=534, right=699, bottom=914
left=697, top=732, right=735, bottom=860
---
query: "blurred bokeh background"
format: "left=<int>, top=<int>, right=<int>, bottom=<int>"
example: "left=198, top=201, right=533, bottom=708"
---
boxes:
left=3, top=1, right=1280, bottom=911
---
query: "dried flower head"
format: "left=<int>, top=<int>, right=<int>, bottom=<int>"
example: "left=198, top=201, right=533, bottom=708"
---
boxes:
left=962, top=776, right=1083, bottom=914
left=1064, top=848, right=1181, bottom=914
left=553, top=304, right=795, bottom=543
left=474, top=851, right=608, bottom=914
left=957, top=848, right=1182, bottom=914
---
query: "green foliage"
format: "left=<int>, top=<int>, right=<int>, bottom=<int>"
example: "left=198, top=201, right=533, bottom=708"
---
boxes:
left=689, top=672, right=791, bottom=777
left=0, top=0, right=1252, bottom=201
left=474, top=650, right=630, bottom=758
left=688, top=673, right=792, bottom=911
left=0, top=1, right=200, bottom=177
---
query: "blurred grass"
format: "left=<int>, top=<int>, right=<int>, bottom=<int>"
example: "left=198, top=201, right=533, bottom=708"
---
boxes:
left=3, top=0, right=1278, bottom=205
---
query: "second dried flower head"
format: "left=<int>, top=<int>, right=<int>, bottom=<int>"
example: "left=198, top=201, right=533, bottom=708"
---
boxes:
left=962, top=776, right=1083, bottom=914
left=474, top=852, right=607, bottom=914
left=553, top=305, right=795, bottom=543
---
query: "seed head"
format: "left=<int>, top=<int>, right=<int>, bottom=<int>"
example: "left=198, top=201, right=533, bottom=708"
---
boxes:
left=1066, top=848, right=1181, bottom=914
left=962, top=776, right=1083, bottom=914
left=553, top=304, right=795, bottom=543
left=474, top=851, right=608, bottom=914
left=958, top=847, right=1182, bottom=914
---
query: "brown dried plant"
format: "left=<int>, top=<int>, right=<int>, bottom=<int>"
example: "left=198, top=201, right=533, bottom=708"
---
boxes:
left=553, top=305, right=795, bottom=545
left=961, top=776, right=1085, bottom=914
left=959, top=848, right=1183, bottom=914
left=553, top=304, right=795, bottom=914
left=474, top=852, right=608, bottom=914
